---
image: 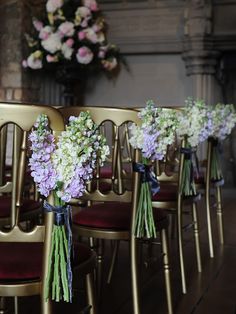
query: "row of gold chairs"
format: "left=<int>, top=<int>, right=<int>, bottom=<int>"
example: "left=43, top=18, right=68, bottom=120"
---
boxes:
left=0, top=104, right=97, bottom=314
left=0, top=103, right=225, bottom=314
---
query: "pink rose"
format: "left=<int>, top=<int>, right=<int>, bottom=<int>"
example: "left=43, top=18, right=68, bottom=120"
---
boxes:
left=32, top=18, right=43, bottom=32
left=65, top=38, right=74, bottom=47
left=82, top=0, right=98, bottom=11
left=98, top=45, right=108, bottom=59
left=22, top=60, right=28, bottom=68
left=78, top=31, right=86, bottom=41
left=46, top=55, right=58, bottom=63
left=76, top=46, right=94, bottom=64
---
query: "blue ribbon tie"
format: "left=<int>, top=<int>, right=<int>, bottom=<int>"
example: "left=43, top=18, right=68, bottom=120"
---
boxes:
left=133, top=162, right=160, bottom=195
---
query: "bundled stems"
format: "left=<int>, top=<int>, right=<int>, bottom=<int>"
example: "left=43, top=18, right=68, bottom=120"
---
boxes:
left=210, top=141, right=223, bottom=181
left=133, top=157, right=157, bottom=239
left=45, top=193, right=71, bottom=302
left=180, top=143, right=197, bottom=196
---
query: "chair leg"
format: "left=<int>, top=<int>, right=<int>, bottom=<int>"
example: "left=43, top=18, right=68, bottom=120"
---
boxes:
left=14, top=297, right=18, bottom=314
left=96, top=239, right=104, bottom=300
left=0, top=297, right=8, bottom=314
left=41, top=298, right=52, bottom=314
left=191, top=202, right=202, bottom=273
left=177, top=201, right=187, bottom=294
left=170, top=214, right=176, bottom=239
left=216, top=185, right=224, bottom=244
left=107, top=240, right=120, bottom=284
left=160, top=228, right=173, bottom=314
left=130, top=235, right=141, bottom=314
left=86, top=273, right=97, bottom=314
left=206, top=187, right=214, bottom=258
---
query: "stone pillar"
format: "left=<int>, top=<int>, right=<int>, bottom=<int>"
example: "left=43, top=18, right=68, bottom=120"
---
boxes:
left=182, top=0, right=223, bottom=105
left=0, top=0, right=41, bottom=103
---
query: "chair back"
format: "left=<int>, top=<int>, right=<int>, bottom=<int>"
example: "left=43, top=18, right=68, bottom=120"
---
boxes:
left=0, top=103, right=65, bottom=289
left=59, top=106, right=141, bottom=205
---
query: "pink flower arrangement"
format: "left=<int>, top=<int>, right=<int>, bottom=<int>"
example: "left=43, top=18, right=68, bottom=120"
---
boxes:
left=23, top=0, right=120, bottom=73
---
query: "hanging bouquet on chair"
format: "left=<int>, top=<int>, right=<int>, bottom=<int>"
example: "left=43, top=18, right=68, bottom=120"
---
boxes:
left=29, top=112, right=109, bottom=302
left=208, top=103, right=236, bottom=182
left=176, top=98, right=214, bottom=197
left=22, top=0, right=121, bottom=73
left=129, top=100, right=178, bottom=238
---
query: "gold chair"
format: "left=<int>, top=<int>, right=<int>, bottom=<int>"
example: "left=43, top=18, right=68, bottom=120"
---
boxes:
left=0, top=123, right=41, bottom=228
left=0, top=103, right=97, bottom=314
left=59, top=106, right=173, bottom=314
left=195, top=138, right=224, bottom=258
left=130, top=106, right=201, bottom=294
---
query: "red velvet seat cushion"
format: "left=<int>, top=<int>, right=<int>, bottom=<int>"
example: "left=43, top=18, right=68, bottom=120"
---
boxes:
left=98, top=164, right=132, bottom=179
left=0, top=197, right=41, bottom=218
left=194, top=175, right=205, bottom=184
left=73, top=202, right=168, bottom=231
left=91, top=181, right=112, bottom=193
left=152, top=186, right=177, bottom=202
left=0, top=242, right=43, bottom=280
left=0, top=242, right=93, bottom=281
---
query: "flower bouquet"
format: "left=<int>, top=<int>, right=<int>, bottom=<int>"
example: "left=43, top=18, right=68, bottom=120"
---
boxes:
left=176, top=99, right=213, bottom=197
left=209, top=103, right=236, bottom=182
left=29, top=112, right=109, bottom=302
left=129, top=100, right=178, bottom=238
left=22, top=0, right=120, bottom=73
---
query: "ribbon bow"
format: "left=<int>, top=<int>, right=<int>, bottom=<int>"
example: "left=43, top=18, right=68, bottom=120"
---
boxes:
left=133, top=162, right=160, bottom=195
left=180, top=147, right=200, bottom=180
left=44, top=202, right=73, bottom=302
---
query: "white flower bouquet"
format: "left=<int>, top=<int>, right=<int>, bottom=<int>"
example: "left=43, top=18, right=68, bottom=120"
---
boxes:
left=176, top=99, right=214, bottom=196
left=209, top=103, right=236, bottom=182
left=22, top=0, right=120, bottom=73
left=29, top=112, right=109, bottom=302
left=129, top=100, right=178, bottom=238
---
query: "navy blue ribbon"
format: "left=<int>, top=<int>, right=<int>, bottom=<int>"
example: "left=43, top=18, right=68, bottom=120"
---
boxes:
left=44, top=201, right=73, bottom=303
left=133, top=162, right=160, bottom=195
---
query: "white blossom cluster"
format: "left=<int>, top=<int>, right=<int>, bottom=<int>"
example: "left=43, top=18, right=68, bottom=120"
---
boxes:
left=210, top=103, right=236, bottom=140
left=129, top=100, right=178, bottom=160
left=176, top=99, right=213, bottom=148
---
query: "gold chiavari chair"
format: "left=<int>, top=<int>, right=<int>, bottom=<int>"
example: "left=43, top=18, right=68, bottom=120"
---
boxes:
left=0, top=103, right=97, bottom=314
left=195, top=138, right=225, bottom=258
left=0, top=122, right=41, bottom=228
left=152, top=137, right=202, bottom=295
left=59, top=106, right=173, bottom=314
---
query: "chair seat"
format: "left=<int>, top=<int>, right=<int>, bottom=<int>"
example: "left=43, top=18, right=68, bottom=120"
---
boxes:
left=0, top=242, right=93, bottom=281
left=152, top=186, right=177, bottom=202
left=0, top=197, right=41, bottom=218
left=91, top=181, right=112, bottom=193
left=73, top=202, right=169, bottom=231
left=194, top=174, right=205, bottom=185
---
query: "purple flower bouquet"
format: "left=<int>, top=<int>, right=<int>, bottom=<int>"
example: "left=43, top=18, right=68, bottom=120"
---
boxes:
left=29, top=112, right=109, bottom=302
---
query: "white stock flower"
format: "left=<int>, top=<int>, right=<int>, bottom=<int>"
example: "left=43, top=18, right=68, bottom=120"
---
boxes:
left=46, top=0, right=63, bottom=13
left=27, top=51, right=43, bottom=69
left=61, top=43, right=73, bottom=59
left=41, top=32, right=62, bottom=54
left=58, top=21, right=75, bottom=37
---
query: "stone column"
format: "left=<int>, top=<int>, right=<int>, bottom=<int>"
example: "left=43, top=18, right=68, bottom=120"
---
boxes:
left=0, top=0, right=41, bottom=103
left=182, top=0, right=223, bottom=105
